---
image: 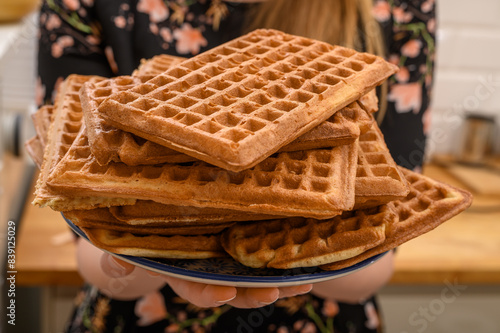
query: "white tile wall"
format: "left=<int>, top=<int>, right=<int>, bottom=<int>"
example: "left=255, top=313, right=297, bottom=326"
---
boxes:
left=427, top=0, right=500, bottom=156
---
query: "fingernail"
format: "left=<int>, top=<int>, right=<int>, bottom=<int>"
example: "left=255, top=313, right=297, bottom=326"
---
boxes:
left=214, top=295, right=236, bottom=305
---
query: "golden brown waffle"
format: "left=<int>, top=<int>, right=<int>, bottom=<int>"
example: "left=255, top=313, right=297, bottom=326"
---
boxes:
left=98, top=29, right=398, bottom=171
left=81, top=227, right=227, bottom=259
left=64, top=208, right=234, bottom=236
left=133, top=54, right=187, bottom=76
left=354, top=124, right=410, bottom=209
left=321, top=167, right=473, bottom=271
left=25, top=136, right=44, bottom=169
left=221, top=207, right=395, bottom=269
left=32, top=75, right=136, bottom=211
left=47, top=126, right=358, bottom=219
left=31, top=105, right=54, bottom=147
left=109, top=200, right=279, bottom=225
left=82, top=75, right=376, bottom=165
left=81, top=75, right=196, bottom=166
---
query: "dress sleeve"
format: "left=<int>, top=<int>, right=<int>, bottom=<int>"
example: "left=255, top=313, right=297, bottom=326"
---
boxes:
left=373, top=0, right=436, bottom=171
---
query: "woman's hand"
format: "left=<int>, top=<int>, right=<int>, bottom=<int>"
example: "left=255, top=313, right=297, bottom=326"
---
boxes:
left=78, top=237, right=312, bottom=306
left=164, top=275, right=312, bottom=308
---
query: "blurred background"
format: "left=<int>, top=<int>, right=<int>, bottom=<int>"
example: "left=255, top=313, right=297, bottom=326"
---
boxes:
left=1, top=0, right=499, bottom=332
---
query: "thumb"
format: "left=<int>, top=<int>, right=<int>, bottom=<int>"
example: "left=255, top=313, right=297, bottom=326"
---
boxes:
left=100, top=253, right=135, bottom=278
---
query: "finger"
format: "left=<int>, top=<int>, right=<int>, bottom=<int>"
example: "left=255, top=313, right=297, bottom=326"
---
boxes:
left=165, top=276, right=237, bottom=308
left=100, top=254, right=135, bottom=278
left=228, top=287, right=279, bottom=308
left=278, top=284, right=313, bottom=298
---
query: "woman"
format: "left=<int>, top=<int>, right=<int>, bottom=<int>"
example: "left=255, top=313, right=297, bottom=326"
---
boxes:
left=37, top=0, right=436, bottom=331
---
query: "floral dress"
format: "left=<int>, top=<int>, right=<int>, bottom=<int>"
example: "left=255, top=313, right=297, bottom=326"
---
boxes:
left=37, top=1, right=436, bottom=332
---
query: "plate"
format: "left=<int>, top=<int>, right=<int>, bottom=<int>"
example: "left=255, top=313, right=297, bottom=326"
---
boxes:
left=63, top=214, right=387, bottom=287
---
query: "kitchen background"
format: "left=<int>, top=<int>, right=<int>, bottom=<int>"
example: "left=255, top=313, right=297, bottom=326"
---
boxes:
left=1, top=0, right=499, bottom=332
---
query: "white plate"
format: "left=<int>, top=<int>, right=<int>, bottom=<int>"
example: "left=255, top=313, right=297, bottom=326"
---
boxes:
left=64, top=214, right=387, bottom=287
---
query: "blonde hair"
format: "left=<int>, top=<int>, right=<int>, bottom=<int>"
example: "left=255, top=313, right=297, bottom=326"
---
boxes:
left=244, top=0, right=388, bottom=121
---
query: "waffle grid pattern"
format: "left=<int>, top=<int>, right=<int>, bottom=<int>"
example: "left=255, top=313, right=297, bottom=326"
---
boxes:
left=99, top=29, right=397, bottom=171
left=353, top=124, right=409, bottom=209
left=320, top=168, right=472, bottom=271
left=33, top=75, right=136, bottom=211
left=221, top=206, right=395, bottom=269
left=133, top=54, right=187, bottom=76
left=47, top=127, right=358, bottom=218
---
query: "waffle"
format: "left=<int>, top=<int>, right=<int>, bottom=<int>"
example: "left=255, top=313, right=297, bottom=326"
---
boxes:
left=83, top=75, right=376, bottom=166
left=31, top=105, right=54, bottom=147
left=81, top=227, right=227, bottom=259
left=98, top=29, right=398, bottom=171
left=109, top=200, right=279, bottom=225
left=32, top=75, right=136, bottom=211
left=47, top=126, right=358, bottom=219
left=133, top=54, right=187, bottom=77
left=81, top=75, right=196, bottom=166
left=320, top=167, right=473, bottom=270
left=221, top=206, right=395, bottom=269
left=25, top=136, right=44, bottom=169
left=64, top=208, right=234, bottom=236
left=354, top=124, right=409, bottom=209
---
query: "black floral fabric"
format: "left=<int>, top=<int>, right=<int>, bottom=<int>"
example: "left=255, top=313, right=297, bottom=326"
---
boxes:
left=36, top=1, right=436, bottom=332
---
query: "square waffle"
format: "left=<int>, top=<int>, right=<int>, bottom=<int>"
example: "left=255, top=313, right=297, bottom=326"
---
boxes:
left=32, top=75, right=136, bottom=211
left=46, top=125, right=358, bottom=219
left=353, top=123, right=410, bottom=209
left=97, top=29, right=398, bottom=171
left=221, top=167, right=472, bottom=270
left=132, top=54, right=187, bottom=77
left=82, top=75, right=376, bottom=166
left=31, top=105, right=54, bottom=147
left=108, top=200, right=279, bottom=225
left=64, top=208, right=235, bottom=236
left=81, top=227, right=227, bottom=259
left=320, top=167, right=473, bottom=270
left=221, top=207, right=394, bottom=269
left=24, top=136, right=45, bottom=169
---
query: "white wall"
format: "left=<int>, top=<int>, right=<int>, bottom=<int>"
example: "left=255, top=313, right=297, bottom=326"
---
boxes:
left=427, top=0, right=500, bottom=157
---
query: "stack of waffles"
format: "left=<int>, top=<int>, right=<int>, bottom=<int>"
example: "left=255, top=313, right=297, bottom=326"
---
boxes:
left=27, top=29, right=472, bottom=271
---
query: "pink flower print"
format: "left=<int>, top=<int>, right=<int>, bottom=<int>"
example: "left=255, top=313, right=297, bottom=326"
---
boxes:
left=388, top=54, right=400, bottom=65
left=300, top=322, right=317, bottom=333
left=393, top=6, right=413, bottom=23
left=63, top=0, right=80, bottom=11
left=86, top=35, right=100, bottom=45
left=427, top=17, right=436, bottom=33
left=364, top=301, right=380, bottom=329
left=134, top=291, right=168, bottom=326
left=401, top=39, right=422, bottom=58
left=114, top=16, right=127, bottom=29
left=160, top=27, right=173, bottom=43
left=51, top=36, right=74, bottom=58
left=388, top=83, right=422, bottom=114
left=277, top=327, right=289, bottom=333
left=81, top=0, right=94, bottom=6
left=150, top=23, right=159, bottom=35
left=173, top=24, right=208, bottom=55
left=372, top=1, right=391, bottom=22
left=421, top=0, right=434, bottom=13
left=395, top=66, right=410, bottom=83
left=423, top=107, right=432, bottom=135
left=105, top=46, right=119, bottom=74
left=137, top=0, right=169, bottom=23
left=45, top=14, right=62, bottom=30
left=322, top=299, right=339, bottom=317
left=35, top=77, right=46, bottom=106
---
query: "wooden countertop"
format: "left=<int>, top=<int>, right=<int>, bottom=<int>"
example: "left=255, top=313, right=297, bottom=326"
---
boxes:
left=14, top=161, right=500, bottom=286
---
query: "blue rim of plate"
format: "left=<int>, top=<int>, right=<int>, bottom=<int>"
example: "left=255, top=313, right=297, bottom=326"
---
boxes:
left=63, top=213, right=387, bottom=287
